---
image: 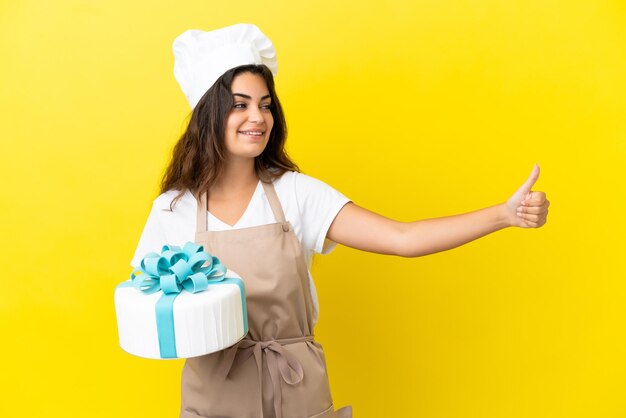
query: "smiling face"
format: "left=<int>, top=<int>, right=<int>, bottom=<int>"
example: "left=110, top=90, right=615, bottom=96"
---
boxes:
left=223, top=72, right=274, bottom=162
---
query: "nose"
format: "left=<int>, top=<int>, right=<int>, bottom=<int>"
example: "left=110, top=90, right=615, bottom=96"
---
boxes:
left=247, top=106, right=264, bottom=124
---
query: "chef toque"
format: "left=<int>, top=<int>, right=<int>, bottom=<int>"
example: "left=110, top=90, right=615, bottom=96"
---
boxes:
left=173, top=23, right=278, bottom=109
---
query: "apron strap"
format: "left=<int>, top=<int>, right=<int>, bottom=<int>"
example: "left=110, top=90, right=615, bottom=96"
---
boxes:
left=195, top=191, right=208, bottom=233
left=261, top=181, right=287, bottom=224
left=195, top=181, right=285, bottom=233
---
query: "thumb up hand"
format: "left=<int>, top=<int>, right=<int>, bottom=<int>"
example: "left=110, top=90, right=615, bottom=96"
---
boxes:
left=505, top=164, right=550, bottom=228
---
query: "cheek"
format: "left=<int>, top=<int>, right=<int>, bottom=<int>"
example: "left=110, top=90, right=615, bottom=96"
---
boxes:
left=226, top=115, right=239, bottom=132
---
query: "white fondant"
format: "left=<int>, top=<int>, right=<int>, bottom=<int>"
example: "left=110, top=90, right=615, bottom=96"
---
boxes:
left=114, top=270, right=246, bottom=359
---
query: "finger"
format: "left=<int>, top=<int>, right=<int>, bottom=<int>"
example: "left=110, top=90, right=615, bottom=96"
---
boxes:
left=520, top=218, right=540, bottom=228
left=526, top=191, right=546, bottom=203
left=516, top=212, right=541, bottom=223
left=527, top=217, right=547, bottom=228
left=519, top=211, right=549, bottom=227
left=520, top=164, right=541, bottom=194
left=509, top=164, right=542, bottom=207
left=519, top=200, right=550, bottom=212
left=517, top=206, right=544, bottom=215
left=522, top=193, right=548, bottom=206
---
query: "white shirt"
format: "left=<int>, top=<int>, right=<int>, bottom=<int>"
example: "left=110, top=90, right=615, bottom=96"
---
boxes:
left=130, top=171, right=351, bottom=325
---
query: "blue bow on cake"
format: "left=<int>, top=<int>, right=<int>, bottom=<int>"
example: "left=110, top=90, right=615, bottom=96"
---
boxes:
left=130, top=242, right=227, bottom=295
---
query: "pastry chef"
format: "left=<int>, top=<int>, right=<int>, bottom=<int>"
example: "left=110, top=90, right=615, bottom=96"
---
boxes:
left=131, top=23, right=550, bottom=418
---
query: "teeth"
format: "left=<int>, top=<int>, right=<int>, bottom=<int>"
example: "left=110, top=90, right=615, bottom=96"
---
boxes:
left=240, top=131, right=263, bottom=136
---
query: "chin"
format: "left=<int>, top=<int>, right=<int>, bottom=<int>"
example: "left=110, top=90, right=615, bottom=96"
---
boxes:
left=229, top=149, right=267, bottom=160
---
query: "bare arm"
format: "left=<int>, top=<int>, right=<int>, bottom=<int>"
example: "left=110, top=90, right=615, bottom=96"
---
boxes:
left=327, top=164, right=550, bottom=257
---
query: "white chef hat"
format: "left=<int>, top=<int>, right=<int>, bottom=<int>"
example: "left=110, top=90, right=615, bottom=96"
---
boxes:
left=173, top=23, right=278, bottom=109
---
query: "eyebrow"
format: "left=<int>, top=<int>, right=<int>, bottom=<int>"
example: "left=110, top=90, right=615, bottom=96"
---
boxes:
left=232, top=93, right=271, bottom=100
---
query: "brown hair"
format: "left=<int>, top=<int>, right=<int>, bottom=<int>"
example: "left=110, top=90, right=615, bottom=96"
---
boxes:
left=160, top=64, right=299, bottom=209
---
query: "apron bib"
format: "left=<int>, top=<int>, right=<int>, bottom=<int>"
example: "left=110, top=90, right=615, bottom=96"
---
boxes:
left=180, top=181, right=352, bottom=418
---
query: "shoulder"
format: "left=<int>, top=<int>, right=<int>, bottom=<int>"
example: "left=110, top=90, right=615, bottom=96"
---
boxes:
left=272, top=170, right=336, bottom=194
left=150, top=189, right=197, bottom=239
left=152, top=189, right=196, bottom=212
left=149, top=189, right=198, bottom=228
left=272, top=170, right=350, bottom=222
left=130, top=190, right=197, bottom=266
left=271, top=171, right=350, bottom=254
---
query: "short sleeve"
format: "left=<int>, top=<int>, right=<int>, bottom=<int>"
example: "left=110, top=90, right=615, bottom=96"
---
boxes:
left=293, top=173, right=351, bottom=254
left=130, top=202, right=167, bottom=267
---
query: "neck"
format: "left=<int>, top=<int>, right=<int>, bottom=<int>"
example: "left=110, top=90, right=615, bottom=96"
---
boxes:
left=213, top=157, right=258, bottom=193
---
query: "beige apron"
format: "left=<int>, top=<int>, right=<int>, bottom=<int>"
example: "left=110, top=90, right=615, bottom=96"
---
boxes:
left=180, top=180, right=352, bottom=418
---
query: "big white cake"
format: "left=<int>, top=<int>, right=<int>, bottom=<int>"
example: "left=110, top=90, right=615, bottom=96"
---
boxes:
left=114, top=269, right=247, bottom=359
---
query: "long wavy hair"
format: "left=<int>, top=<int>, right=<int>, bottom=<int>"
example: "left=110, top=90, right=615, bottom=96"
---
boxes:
left=161, top=64, right=299, bottom=209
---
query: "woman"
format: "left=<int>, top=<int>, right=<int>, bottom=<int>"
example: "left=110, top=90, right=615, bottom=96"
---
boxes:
left=131, top=24, right=549, bottom=418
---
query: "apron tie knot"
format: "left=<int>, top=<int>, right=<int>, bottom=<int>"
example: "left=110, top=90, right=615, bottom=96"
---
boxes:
left=219, top=335, right=314, bottom=418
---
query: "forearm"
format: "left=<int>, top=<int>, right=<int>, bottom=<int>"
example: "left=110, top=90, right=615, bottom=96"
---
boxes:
left=397, top=202, right=512, bottom=257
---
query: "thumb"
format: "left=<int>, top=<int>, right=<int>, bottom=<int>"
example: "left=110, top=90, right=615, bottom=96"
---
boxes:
left=509, top=163, right=541, bottom=205
left=521, top=163, right=540, bottom=195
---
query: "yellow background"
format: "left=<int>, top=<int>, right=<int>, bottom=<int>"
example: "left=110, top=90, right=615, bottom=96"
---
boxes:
left=1, top=1, right=625, bottom=417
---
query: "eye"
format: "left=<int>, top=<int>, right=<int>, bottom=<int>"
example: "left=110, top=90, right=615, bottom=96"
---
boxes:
left=261, top=103, right=272, bottom=111
left=233, top=102, right=247, bottom=109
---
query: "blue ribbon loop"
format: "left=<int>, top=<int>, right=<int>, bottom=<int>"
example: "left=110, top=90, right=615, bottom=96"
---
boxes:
left=125, top=242, right=248, bottom=358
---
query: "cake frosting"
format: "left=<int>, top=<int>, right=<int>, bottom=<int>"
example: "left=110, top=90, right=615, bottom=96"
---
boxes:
left=115, top=269, right=247, bottom=359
